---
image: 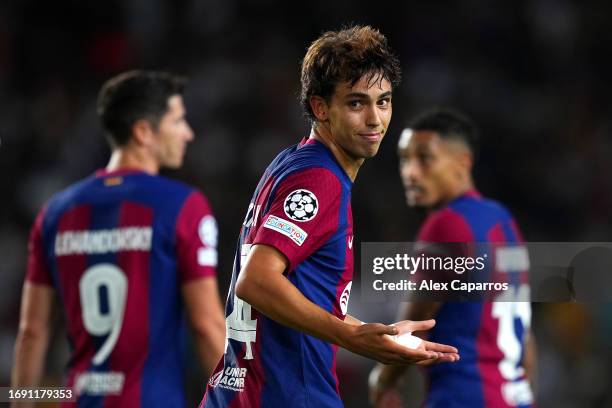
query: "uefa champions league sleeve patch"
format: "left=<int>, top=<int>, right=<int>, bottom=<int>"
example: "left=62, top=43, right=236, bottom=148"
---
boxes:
left=284, top=189, right=318, bottom=222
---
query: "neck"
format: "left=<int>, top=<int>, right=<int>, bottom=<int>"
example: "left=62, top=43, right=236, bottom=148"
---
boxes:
left=106, top=146, right=159, bottom=175
left=309, top=124, right=363, bottom=182
left=443, top=179, right=475, bottom=206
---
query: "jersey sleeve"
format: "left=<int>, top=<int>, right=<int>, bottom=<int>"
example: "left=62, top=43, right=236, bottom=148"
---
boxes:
left=417, top=208, right=474, bottom=243
left=413, top=208, right=475, bottom=285
left=176, top=190, right=218, bottom=283
left=253, top=167, right=342, bottom=271
left=26, top=206, right=53, bottom=285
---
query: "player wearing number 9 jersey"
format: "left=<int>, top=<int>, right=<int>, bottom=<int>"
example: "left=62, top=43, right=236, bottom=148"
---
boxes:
left=11, top=71, right=226, bottom=408
left=369, top=109, right=536, bottom=408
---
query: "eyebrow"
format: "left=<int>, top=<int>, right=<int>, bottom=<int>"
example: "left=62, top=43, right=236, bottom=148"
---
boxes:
left=344, top=91, right=393, bottom=100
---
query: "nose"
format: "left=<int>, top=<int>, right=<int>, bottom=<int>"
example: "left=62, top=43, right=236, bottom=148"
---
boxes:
left=400, top=158, right=421, bottom=183
left=365, top=104, right=382, bottom=128
left=185, top=123, right=194, bottom=142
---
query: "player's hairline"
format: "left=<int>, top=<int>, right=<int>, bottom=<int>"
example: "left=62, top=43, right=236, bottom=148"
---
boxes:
left=397, top=127, right=474, bottom=154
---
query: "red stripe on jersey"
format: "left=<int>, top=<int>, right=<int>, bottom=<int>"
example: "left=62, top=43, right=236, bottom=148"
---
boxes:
left=56, top=205, right=95, bottom=390
left=228, top=313, right=266, bottom=408
left=104, top=202, right=153, bottom=408
left=487, top=222, right=506, bottom=243
left=476, top=303, right=512, bottom=408
left=417, top=208, right=474, bottom=242
left=176, top=191, right=216, bottom=282
left=26, top=206, right=53, bottom=285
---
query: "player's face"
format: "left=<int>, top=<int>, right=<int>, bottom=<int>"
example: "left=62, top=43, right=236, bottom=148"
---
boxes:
left=326, top=74, right=392, bottom=160
left=398, top=131, right=464, bottom=208
left=152, top=95, right=194, bottom=169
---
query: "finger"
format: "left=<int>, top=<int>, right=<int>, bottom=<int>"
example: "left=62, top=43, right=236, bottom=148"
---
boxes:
left=417, top=353, right=459, bottom=366
left=424, top=340, right=458, bottom=354
left=395, top=346, right=438, bottom=362
left=404, top=319, right=436, bottom=333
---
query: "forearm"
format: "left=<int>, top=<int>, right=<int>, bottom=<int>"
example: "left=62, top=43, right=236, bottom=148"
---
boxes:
left=345, top=315, right=363, bottom=326
left=11, top=327, right=50, bottom=408
left=181, top=277, right=227, bottom=377
left=193, top=327, right=225, bottom=377
left=524, top=328, right=537, bottom=395
left=236, top=270, right=351, bottom=347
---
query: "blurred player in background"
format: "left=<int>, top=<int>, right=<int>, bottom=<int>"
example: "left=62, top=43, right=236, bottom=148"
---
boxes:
left=202, top=26, right=459, bottom=408
left=369, top=109, right=535, bottom=407
left=11, top=70, right=226, bottom=407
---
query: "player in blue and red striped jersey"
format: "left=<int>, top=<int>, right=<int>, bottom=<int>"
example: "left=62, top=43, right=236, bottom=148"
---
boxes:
left=11, top=71, right=226, bottom=407
left=201, top=26, right=459, bottom=408
left=369, top=109, right=536, bottom=408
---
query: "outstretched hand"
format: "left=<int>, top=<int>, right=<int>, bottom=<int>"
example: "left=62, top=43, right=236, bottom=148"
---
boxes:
left=389, top=319, right=460, bottom=366
left=341, top=319, right=459, bottom=365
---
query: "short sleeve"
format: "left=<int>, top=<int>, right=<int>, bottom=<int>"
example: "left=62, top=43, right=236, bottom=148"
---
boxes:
left=417, top=208, right=474, bottom=243
left=26, top=206, right=53, bottom=285
left=176, top=190, right=218, bottom=283
left=253, top=167, right=342, bottom=271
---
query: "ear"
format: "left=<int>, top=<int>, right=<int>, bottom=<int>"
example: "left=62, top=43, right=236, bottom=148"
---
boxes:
left=309, top=95, right=329, bottom=122
left=453, top=150, right=473, bottom=182
left=459, top=151, right=474, bottom=173
left=131, top=119, right=154, bottom=146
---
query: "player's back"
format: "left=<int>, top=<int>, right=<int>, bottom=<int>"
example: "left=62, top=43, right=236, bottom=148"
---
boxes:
left=417, top=190, right=533, bottom=408
left=30, top=169, right=210, bottom=407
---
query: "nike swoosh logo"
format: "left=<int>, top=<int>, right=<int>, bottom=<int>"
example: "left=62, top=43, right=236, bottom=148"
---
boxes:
left=348, top=235, right=354, bottom=249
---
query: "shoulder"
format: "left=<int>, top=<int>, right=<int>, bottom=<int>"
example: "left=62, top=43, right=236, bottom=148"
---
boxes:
left=418, top=207, right=474, bottom=242
left=144, top=173, right=198, bottom=197
left=274, top=143, right=348, bottom=189
left=42, top=175, right=98, bottom=222
left=451, top=194, right=513, bottom=221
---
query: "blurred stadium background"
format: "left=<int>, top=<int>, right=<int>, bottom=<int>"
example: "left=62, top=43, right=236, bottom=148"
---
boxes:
left=1, top=0, right=611, bottom=407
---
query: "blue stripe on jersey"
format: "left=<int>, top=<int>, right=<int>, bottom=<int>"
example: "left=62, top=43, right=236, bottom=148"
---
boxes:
left=137, top=175, right=189, bottom=408
left=427, top=302, right=485, bottom=407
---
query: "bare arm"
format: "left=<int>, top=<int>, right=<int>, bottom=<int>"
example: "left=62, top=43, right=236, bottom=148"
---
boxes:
left=182, top=277, right=226, bottom=377
left=236, top=244, right=456, bottom=365
left=11, top=283, right=55, bottom=408
left=523, top=328, right=537, bottom=396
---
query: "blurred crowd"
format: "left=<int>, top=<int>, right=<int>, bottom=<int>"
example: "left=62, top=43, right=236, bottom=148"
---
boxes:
left=0, top=0, right=610, bottom=406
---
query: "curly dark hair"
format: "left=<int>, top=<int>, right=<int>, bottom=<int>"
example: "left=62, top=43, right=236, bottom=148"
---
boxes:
left=300, top=25, right=401, bottom=123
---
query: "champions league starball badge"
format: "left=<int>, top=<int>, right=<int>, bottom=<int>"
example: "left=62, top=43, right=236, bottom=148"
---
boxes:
left=284, top=189, right=318, bottom=222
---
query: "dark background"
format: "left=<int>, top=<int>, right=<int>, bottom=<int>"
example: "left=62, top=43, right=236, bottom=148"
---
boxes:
left=0, top=1, right=611, bottom=406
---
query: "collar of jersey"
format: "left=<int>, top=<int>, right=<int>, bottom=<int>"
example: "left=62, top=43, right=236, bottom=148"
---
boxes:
left=299, top=137, right=353, bottom=187
left=95, top=168, right=148, bottom=178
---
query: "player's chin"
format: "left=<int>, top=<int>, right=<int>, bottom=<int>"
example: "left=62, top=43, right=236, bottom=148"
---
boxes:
left=360, top=144, right=382, bottom=159
left=164, top=158, right=183, bottom=169
left=406, top=194, right=427, bottom=208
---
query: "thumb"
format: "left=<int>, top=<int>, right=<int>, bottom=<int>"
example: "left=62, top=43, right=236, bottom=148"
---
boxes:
left=405, top=319, right=436, bottom=333
left=370, top=323, right=399, bottom=336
